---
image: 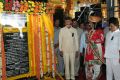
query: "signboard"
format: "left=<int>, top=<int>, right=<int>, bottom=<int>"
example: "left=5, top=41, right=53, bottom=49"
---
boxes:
left=3, top=32, right=29, bottom=77
left=0, top=13, right=35, bottom=80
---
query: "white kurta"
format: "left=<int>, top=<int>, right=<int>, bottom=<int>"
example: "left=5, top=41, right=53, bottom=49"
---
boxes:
left=59, top=27, right=78, bottom=80
left=104, top=29, right=120, bottom=80
left=59, top=27, right=78, bottom=53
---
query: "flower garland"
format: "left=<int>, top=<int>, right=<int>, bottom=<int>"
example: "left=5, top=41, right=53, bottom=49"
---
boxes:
left=51, top=40, right=55, bottom=78
left=39, top=15, right=44, bottom=79
left=45, top=29, right=50, bottom=73
left=4, top=0, right=13, bottom=11
left=39, top=17, right=43, bottom=79
left=3, top=0, right=54, bottom=14
left=12, top=0, right=20, bottom=12
left=37, top=14, right=55, bottom=79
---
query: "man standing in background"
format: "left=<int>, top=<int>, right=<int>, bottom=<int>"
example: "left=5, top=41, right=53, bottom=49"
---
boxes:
left=54, top=19, right=64, bottom=76
left=72, top=19, right=84, bottom=77
left=59, top=17, right=79, bottom=80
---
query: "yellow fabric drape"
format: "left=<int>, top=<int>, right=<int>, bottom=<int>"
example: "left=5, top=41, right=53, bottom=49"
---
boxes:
left=42, top=13, right=54, bottom=40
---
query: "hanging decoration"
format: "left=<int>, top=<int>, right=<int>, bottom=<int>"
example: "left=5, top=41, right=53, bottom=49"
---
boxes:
left=29, top=14, right=56, bottom=80
left=3, top=0, right=54, bottom=14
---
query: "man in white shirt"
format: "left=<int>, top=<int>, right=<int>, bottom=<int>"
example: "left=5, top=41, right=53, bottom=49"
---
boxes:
left=59, top=17, right=79, bottom=80
left=104, top=17, right=120, bottom=80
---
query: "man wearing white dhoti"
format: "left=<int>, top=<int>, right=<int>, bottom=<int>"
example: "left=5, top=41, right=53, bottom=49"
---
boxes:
left=59, top=17, right=79, bottom=80
left=104, top=17, right=120, bottom=80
